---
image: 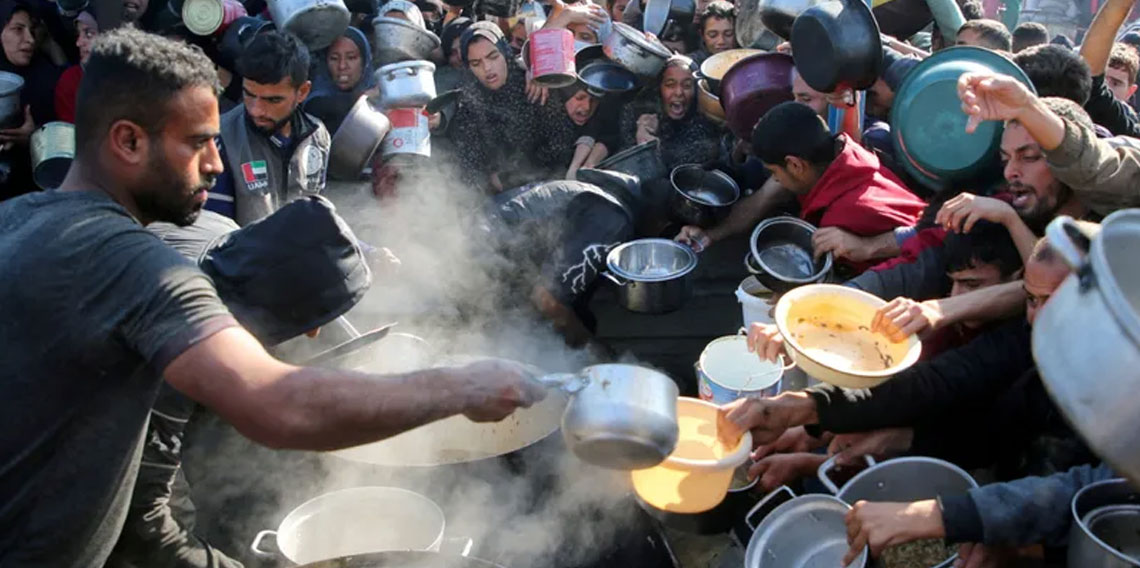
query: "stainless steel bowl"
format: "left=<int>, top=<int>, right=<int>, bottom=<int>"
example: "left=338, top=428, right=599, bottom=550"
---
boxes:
left=372, top=16, right=441, bottom=66
left=748, top=216, right=832, bottom=293
left=605, top=238, right=698, bottom=313
left=669, top=164, right=739, bottom=228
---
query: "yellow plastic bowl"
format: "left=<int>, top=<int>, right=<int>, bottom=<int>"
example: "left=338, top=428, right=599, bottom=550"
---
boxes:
left=630, top=397, right=752, bottom=513
left=775, top=284, right=922, bottom=388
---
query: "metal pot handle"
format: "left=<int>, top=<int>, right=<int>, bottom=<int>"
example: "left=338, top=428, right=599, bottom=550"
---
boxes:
left=817, top=454, right=877, bottom=495
left=743, top=485, right=796, bottom=531
left=535, top=372, right=589, bottom=394
left=386, top=66, right=423, bottom=80
left=602, top=271, right=629, bottom=286
left=250, top=530, right=279, bottom=558
left=1045, top=216, right=1092, bottom=271
left=744, top=252, right=762, bottom=276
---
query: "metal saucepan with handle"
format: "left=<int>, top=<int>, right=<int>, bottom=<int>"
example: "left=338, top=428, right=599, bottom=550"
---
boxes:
left=328, top=95, right=391, bottom=180
left=1069, top=477, right=1140, bottom=567
left=742, top=485, right=869, bottom=568
left=603, top=22, right=672, bottom=78
left=268, top=0, right=350, bottom=50
left=1034, top=212, right=1140, bottom=487
left=374, top=60, right=437, bottom=108
left=534, top=363, right=680, bottom=470
left=603, top=238, right=699, bottom=314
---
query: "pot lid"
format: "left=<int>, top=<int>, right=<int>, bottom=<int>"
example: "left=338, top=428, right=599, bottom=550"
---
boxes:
left=181, top=0, right=223, bottom=35
left=612, top=22, right=673, bottom=59
left=643, top=0, right=670, bottom=36
left=1085, top=209, right=1140, bottom=346
left=606, top=238, right=697, bottom=282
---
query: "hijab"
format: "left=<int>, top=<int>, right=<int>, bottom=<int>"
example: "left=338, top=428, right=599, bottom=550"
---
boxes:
left=0, top=0, right=60, bottom=126
left=305, top=27, right=374, bottom=134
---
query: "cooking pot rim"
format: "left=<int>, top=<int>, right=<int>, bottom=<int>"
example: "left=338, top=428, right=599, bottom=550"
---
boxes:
left=1070, top=478, right=1140, bottom=566
left=699, top=48, right=764, bottom=82
left=372, top=15, right=442, bottom=42
left=698, top=335, right=785, bottom=391
left=743, top=492, right=869, bottom=567
left=611, top=21, right=673, bottom=59
left=748, top=216, right=833, bottom=283
left=774, top=284, right=923, bottom=379
left=606, top=238, right=698, bottom=282
left=578, top=61, right=639, bottom=92
left=669, top=164, right=740, bottom=207
left=376, top=59, right=438, bottom=73
left=0, top=70, right=23, bottom=94
left=600, top=139, right=659, bottom=165
left=831, top=456, right=978, bottom=502
left=1085, top=209, right=1140, bottom=347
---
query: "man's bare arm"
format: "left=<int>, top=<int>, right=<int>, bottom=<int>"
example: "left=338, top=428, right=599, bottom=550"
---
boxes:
left=164, top=327, right=543, bottom=451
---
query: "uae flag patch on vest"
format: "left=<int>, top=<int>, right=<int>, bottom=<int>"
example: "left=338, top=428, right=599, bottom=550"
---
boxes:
left=242, top=160, right=269, bottom=187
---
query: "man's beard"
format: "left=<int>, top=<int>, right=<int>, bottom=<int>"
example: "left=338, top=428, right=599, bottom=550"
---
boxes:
left=1016, top=182, right=1073, bottom=233
left=135, top=155, right=216, bottom=227
left=249, top=110, right=294, bottom=137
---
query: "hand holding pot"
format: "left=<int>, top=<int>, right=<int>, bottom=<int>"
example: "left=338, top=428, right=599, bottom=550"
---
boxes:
left=675, top=225, right=712, bottom=252
left=843, top=499, right=945, bottom=566
left=635, top=113, right=659, bottom=145
left=935, top=192, right=1018, bottom=234
left=453, top=359, right=549, bottom=422
left=811, top=227, right=877, bottom=263
left=0, top=105, right=34, bottom=147
left=716, top=391, right=817, bottom=445
left=871, top=297, right=943, bottom=343
left=753, top=425, right=830, bottom=459
left=745, top=322, right=786, bottom=362
left=827, top=427, right=914, bottom=466
left=750, top=452, right=826, bottom=491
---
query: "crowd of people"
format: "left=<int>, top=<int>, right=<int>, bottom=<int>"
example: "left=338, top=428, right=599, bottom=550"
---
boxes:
left=2, top=0, right=1140, bottom=564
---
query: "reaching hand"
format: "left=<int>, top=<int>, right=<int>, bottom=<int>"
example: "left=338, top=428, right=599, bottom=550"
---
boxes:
left=745, top=322, right=787, bottom=363
left=870, top=297, right=943, bottom=342
left=674, top=225, right=712, bottom=252
left=749, top=452, right=827, bottom=491
left=526, top=79, right=550, bottom=105
left=957, top=72, right=1035, bottom=133
left=812, top=226, right=873, bottom=263
left=843, top=500, right=945, bottom=566
left=753, top=425, right=830, bottom=459
left=935, top=192, right=1017, bottom=233
left=828, top=427, right=914, bottom=466
left=455, top=359, right=548, bottom=422
left=717, top=393, right=814, bottom=446
left=635, top=113, right=659, bottom=145
left=0, top=105, right=34, bottom=148
left=547, top=0, right=608, bottom=28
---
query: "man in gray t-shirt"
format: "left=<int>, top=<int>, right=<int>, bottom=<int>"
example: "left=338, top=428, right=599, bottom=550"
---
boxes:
left=0, top=29, right=543, bottom=568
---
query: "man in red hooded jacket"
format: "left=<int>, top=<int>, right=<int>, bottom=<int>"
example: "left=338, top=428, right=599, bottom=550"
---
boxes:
left=752, top=102, right=926, bottom=272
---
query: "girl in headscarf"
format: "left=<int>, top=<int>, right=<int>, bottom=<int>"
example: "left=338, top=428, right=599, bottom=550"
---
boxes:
left=303, top=26, right=375, bottom=135
left=53, top=7, right=96, bottom=123
left=0, top=0, right=61, bottom=199
left=450, top=21, right=576, bottom=192
left=619, top=54, right=720, bottom=170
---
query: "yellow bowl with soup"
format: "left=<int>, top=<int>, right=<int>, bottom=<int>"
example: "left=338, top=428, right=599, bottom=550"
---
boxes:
left=631, top=397, right=752, bottom=513
left=775, top=284, right=922, bottom=388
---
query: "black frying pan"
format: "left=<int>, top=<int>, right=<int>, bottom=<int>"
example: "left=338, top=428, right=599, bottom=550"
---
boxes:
left=296, top=551, right=507, bottom=568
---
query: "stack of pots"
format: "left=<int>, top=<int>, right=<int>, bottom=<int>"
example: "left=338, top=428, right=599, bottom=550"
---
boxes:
left=370, top=0, right=438, bottom=165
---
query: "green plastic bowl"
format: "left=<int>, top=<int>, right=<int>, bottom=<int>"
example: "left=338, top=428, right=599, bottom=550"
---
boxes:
left=890, top=46, right=1035, bottom=192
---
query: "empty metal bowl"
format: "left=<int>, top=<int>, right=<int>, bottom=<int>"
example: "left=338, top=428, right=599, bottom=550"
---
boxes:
left=749, top=216, right=832, bottom=293
left=605, top=238, right=699, bottom=313
left=669, top=164, right=739, bottom=228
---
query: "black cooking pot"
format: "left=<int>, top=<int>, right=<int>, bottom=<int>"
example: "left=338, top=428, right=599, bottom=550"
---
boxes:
left=668, top=164, right=740, bottom=228
left=747, top=216, right=832, bottom=293
left=297, top=550, right=507, bottom=568
left=790, top=0, right=882, bottom=93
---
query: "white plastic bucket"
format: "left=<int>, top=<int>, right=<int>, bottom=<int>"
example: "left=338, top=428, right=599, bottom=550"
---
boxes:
left=696, top=335, right=790, bottom=404
left=736, top=276, right=774, bottom=328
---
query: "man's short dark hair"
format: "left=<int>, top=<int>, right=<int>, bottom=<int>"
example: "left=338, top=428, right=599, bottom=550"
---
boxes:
left=959, top=0, right=985, bottom=20
left=1011, top=22, right=1049, bottom=53
left=958, top=19, right=1012, bottom=52
left=944, top=219, right=1022, bottom=278
left=751, top=101, right=836, bottom=168
left=1014, top=44, right=1092, bottom=105
left=236, top=31, right=310, bottom=87
left=699, top=1, right=736, bottom=33
left=75, top=28, right=219, bottom=155
left=1109, top=43, right=1139, bottom=86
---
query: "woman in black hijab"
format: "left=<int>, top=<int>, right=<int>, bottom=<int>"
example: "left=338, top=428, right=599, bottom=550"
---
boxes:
left=450, top=21, right=576, bottom=193
left=0, top=0, right=61, bottom=199
left=618, top=54, right=720, bottom=171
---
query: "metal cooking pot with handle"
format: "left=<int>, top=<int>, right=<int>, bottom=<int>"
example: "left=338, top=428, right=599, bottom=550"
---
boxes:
left=328, top=96, right=391, bottom=180
left=1069, top=478, right=1140, bottom=567
left=0, top=71, right=23, bottom=128
left=372, top=16, right=441, bottom=66
left=604, top=238, right=698, bottom=313
left=268, top=0, right=350, bottom=50
left=603, top=22, right=672, bottom=78
left=1034, top=212, right=1140, bottom=487
left=374, top=60, right=437, bottom=107
left=743, top=486, right=869, bottom=568
left=669, top=164, right=739, bottom=228
left=537, top=363, right=680, bottom=470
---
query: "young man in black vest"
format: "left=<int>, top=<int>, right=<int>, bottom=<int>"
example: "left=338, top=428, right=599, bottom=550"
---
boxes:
left=208, top=31, right=332, bottom=226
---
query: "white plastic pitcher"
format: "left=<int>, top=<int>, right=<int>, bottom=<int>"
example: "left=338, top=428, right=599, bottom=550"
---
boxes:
left=736, top=276, right=774, bottom=328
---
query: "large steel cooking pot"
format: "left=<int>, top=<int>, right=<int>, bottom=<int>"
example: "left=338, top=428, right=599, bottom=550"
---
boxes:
left=743, top=486, right=869, bottom=568
left=668, top=164, right=739, bottom=228
left=250, top=487, right=446, bottom=565
left=748, top=216, right=831, bottom=293
left=698, top=48, right=762, bottom=96
left=1035, top=212, right=1140, bottom=487
left=268, top=0, right=350, bottom=50
left=539, top=363, right=680, bottom=470
left=720, top=52, right=794, bottom=140
left=596, top=140, right=667, bottom=181
left=790, top=0, right=882, bottom=93
left=372, top=16, right=441, bottom=66
left=603, top=22, right=672, bottom=79
left=374, top=60, right=437, bottom=107
left=1070, top=478, right=1140, bottom=567
left=328, top=95, right=391, bottom=180
left=755, top=0, right=824, bottom=39
left=604, top=238, right=699, bottom=314
left=0, top=71, right=23, bottom=129
left=820, top=455, right=977, bottom=568
left=296, top=551, right=506, bottom=568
